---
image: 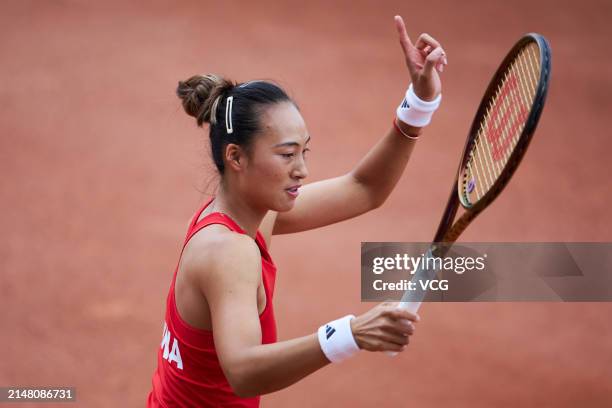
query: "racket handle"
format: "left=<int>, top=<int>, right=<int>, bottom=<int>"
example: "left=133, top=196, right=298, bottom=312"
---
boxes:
left=385, top=301, right=422, bottom=357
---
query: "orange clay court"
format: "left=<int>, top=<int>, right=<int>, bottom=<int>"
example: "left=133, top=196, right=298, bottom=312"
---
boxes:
left=1, top=1, right=611, bottom=407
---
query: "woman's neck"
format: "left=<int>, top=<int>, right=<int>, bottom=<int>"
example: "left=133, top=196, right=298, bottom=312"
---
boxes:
left=211, top=186, right=267, bottom=239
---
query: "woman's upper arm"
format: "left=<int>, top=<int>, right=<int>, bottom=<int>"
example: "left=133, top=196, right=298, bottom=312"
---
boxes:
left=259, top=210, right=278, bottom=248
left=272, top=174, right=376, bottom=235
left=194, top=234, right=264, bottom=384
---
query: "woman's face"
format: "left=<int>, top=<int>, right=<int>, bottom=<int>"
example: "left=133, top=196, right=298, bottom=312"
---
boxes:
left=240, top=101, right=310, bottom=212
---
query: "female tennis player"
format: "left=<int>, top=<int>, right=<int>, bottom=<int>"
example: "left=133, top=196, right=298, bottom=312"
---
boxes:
left=147, top=16, right=447, bottom=407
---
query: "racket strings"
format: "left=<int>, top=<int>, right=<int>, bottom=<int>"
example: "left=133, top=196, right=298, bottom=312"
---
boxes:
left=479, top=49, right=536, bottom=180
left=463, top=42, right=540, bottom=205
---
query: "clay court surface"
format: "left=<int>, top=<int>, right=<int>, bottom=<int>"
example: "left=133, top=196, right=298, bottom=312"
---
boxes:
left=2, top=1, right=612, bottom=406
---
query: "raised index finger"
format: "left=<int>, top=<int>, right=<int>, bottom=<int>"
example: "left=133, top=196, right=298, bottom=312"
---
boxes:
left=394, top=15, right=414, bottom=54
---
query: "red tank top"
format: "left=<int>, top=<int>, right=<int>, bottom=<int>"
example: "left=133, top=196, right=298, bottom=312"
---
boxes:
left=147, top=199, right=277, bottom=407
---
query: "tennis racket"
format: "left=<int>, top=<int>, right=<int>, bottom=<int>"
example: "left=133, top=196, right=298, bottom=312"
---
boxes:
left=389, top=33, right=552, bottom=355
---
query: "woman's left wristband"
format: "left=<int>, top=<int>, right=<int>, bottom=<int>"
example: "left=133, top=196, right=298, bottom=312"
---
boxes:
left=317, top=315, right=360, bottom=363
left=396, top=83, right=442, bottom=127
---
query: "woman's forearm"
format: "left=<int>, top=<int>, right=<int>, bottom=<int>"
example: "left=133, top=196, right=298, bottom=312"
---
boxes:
left=348, top=14, right=446, bottom=209
left=229, top=334, right=329, bottom=397
left=350, top=122, right=423, bottom=208
left=229, top=301, right=420, bottom=397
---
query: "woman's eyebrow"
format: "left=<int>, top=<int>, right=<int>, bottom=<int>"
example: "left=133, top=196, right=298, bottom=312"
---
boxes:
left=273, top=135, right=311, bottom=148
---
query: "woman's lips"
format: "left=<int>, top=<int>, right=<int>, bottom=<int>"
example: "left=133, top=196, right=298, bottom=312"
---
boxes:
left=285, top=186, right=300, bottom=198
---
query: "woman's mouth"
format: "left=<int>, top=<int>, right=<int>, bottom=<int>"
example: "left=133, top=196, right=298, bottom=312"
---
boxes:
left=285, top=186, right=300, bottom=198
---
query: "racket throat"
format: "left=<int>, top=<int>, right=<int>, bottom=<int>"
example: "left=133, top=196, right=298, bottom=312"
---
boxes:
left=443, top=211, right=477, bottom=243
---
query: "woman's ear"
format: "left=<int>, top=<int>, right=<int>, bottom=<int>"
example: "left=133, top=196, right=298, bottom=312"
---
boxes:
left=225, top=143, right=245, bottom=171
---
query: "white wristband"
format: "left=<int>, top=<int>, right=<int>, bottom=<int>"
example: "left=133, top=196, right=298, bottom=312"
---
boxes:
left=396, top=84, right=442, bottom=127
left=317, top=315, right=360, bottom=363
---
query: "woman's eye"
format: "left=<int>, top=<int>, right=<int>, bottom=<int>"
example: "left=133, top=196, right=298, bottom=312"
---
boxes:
left=281, top=148, right=309, bottom=159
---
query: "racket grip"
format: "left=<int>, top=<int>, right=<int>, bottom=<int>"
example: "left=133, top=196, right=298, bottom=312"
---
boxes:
left=385, top=301, right=422, bottom=357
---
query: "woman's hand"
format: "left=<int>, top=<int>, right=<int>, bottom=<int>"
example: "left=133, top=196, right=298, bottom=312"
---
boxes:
left=351, top=302, right=419, bottom=353
left=394, top=15, right=447, bottom=101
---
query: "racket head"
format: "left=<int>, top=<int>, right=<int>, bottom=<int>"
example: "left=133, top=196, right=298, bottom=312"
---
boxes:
left=457, top=33, right=552, bottom=211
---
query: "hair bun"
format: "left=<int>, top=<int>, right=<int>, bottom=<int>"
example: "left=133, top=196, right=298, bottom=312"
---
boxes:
left=176, top=74, right=235, bottom=127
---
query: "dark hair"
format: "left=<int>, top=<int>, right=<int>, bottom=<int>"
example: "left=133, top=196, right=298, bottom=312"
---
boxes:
left=176, top=74, right=293, bottom=174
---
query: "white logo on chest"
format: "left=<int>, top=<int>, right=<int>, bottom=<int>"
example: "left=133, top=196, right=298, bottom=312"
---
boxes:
left=160, top=322, right=183, bottom=370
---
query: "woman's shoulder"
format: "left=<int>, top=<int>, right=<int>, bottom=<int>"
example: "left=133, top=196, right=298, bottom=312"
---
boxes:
left=182, top=225, right=262, bottom=280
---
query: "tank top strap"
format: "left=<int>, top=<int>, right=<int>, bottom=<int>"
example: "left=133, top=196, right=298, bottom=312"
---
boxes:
left=181, top=198, right=273, bottom=275
left=184, top=197, right=214, bottom=240
left=254, top=231, right=273, bottom=264
left=183, top=197, right=245, bottom=242
left=186, top=212, right=245, bottom=246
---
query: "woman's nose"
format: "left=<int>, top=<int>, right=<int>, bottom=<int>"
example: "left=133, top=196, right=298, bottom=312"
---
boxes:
left=292, top=158, right=308, bottom=179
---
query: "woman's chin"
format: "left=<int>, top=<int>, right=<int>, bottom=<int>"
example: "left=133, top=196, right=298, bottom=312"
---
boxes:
left=273, top=199, right=296, bottom=213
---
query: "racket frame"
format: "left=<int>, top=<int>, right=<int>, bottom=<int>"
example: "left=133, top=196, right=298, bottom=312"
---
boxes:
left=433, top=33, right=552, bottom=246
